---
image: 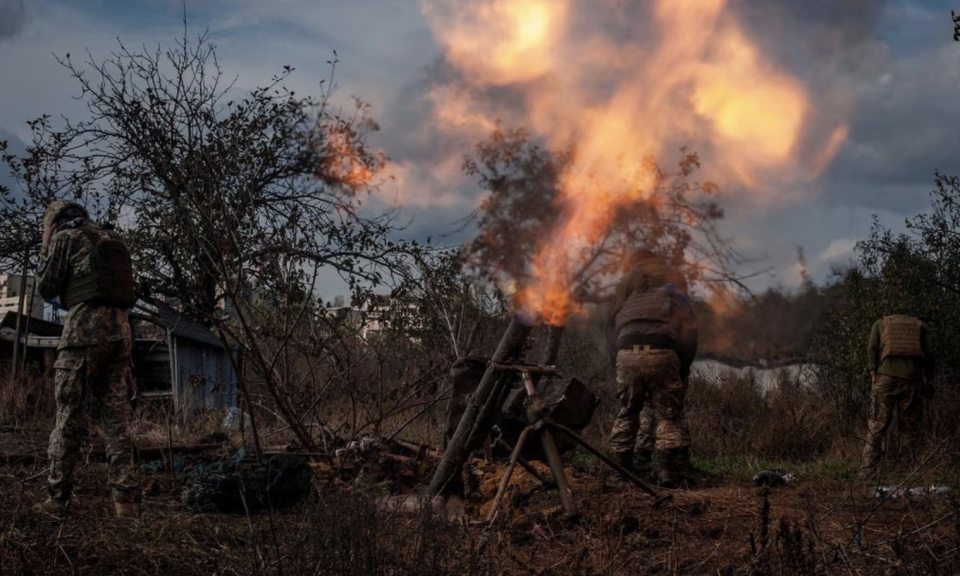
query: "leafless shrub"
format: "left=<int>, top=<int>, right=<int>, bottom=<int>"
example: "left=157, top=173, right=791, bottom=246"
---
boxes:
left=0, top=364, right=54, bottom=429
left=688, top=371, right=843, bottom=462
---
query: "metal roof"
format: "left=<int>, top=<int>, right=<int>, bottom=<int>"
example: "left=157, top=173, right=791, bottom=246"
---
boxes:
left=0, top=311, right=64, bottom=337
left=132, top=298, right=225, bottom=349
left=2, top=303, right=224, bottom=350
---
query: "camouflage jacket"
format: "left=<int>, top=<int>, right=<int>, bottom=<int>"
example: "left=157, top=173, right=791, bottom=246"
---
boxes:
left=37, top=220, right=131, bottom=349
left=609, top=273, right=698, bottom=376
left=867, top=318, right=934, bottom=382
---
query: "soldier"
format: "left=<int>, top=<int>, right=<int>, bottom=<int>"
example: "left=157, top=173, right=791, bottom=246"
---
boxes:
left=606, top=304, right=657, bottom=470
left=607, top=268, right=694, bottom=472
left=35, top=200, right=140, bottom=518
left=608, top=249, right=698, bottom=487
left=859, top=313, right=934, bottom=479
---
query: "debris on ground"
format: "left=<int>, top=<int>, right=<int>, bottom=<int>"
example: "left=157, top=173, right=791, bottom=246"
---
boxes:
left=301, top=433, right=582, bottom=522
left=873, top=484, right=953, bottom=500
left=180, top=450, right=314, bottom=513
left=310, top=436, right=441, bottom=492
left=333, top=434, right=382, bottom=459
left=221, top=407, right=252, bottom=431
left=752, top=470, right=795, bottom=487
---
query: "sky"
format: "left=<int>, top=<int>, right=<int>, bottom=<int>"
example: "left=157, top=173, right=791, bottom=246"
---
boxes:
left=0, top=0, right=958, bottom=296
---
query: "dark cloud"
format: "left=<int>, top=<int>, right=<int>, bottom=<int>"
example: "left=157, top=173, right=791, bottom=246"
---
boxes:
left=818, top=12, right=960, bottom=213
left=393, top=202, right=478, bottom=246
left=0, top=0, right=28, bottom=43
left=377, top=57, right=531, bottom=163
left=735, top=0, right=885, bottom=53
left=376, top=59, right=459, bottom=162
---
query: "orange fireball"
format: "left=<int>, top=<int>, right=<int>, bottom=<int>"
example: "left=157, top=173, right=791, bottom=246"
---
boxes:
left=420, top=0, right=849, bottom=324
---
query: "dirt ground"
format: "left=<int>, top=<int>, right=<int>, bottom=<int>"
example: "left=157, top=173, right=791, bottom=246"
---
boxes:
left=2, top=428, right=959, bottom=576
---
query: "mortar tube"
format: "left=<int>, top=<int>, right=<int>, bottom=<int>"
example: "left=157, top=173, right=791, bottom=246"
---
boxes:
left=428, top=312, right=536, bottom=499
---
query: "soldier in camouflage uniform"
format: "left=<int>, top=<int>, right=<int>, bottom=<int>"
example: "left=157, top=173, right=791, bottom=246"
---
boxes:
left=608, top=250, right=698, bottom=488
left=35, top=200, right=140, bottom=518
left=859, top=313, right=934, bottom=479
left=606, top=270, right=694, bottom=471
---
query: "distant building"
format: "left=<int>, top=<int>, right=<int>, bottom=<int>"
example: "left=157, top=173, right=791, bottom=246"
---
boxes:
left=689, top=356, right=819, bottom=396
left=328, top=295, right=424, bottom=340
left=321, top=306, right=364, bottom=330
left=0, top=274, right=44, bottom=321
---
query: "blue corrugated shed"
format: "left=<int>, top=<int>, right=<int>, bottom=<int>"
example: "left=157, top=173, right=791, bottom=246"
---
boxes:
left=132, top=298, right=239, bottom=420
left=170, top=339, right=239, bottom=415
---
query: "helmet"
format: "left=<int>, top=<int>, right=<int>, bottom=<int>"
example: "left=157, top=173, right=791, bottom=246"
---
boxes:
left=42, top=200, right=89, bottom=231
left=626, top=248, right=669, bottom=286
left=626, top=248, right=660, bottom=269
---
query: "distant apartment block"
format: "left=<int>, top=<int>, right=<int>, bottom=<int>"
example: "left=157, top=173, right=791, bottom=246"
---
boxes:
left=0, top=274, right=44, bottom=321
left=322, top=296, right=424, bottom=340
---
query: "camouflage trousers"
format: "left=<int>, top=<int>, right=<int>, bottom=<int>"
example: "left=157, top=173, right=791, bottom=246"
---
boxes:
left=47, top=340, right=139, bottom=504
left=635, top=399, right=656, bottom=454
left=861, top=374, right=924, bottom=473
left=609, top=348, right=690, bottom=455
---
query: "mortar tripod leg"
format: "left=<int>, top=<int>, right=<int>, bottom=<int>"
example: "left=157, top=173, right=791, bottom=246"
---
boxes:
left=486, top=425, right=535, bottom=523
left=550, top=422, right=669, bottom=506
left=494, top=437, right=554, bottom=488
left=540, top=427, right=578, bottom=517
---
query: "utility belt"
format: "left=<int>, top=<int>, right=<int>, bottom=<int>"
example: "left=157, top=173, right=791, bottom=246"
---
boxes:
left=624, top=344, right=671, bottom=354
left=617, top=334, right=675, bottom=353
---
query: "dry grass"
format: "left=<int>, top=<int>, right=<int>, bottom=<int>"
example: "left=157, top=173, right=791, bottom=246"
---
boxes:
left=0, top=363, right=56, bottom=430
left=4, top=448, right=960, bottom=575
left=687, top=372, right=849, bottom=463
left=5, top=367, right=960, bottom=574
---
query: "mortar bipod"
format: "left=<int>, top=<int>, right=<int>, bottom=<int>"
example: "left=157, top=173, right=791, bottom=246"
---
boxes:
left=485, top=365, right=671, bottom=523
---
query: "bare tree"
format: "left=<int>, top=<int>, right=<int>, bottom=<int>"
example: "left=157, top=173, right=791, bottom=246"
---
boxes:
left=0, top=22, right=437, bottom=451
left=461, top=124, right=749, bottom=303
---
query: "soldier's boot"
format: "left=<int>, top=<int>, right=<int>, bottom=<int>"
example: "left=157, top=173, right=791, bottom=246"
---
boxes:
left=110, top=474, right=141, bottom=519
left=674, top=446, right=704, bottom=485
left=34, top=498, right=68, bottom=518
left=614, top=451, right=635, bottom=480
left=36, top=482, right=71, bottom=518
left=633, top=448, right=654, bottom=473
left=114, top=501, right=141, bottom=519
left=657, top=447, right=692, bottom=489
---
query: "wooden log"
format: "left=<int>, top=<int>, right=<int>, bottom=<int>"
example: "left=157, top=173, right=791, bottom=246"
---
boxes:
left=390, top=439, right=439, bottom=460
left=380, top=452, right=417, bottom=465
left=261, top=450, right=332, bottom=459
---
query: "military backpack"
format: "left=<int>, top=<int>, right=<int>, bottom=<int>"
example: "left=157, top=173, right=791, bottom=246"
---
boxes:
left=60, top=225, right=137, bottom=310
